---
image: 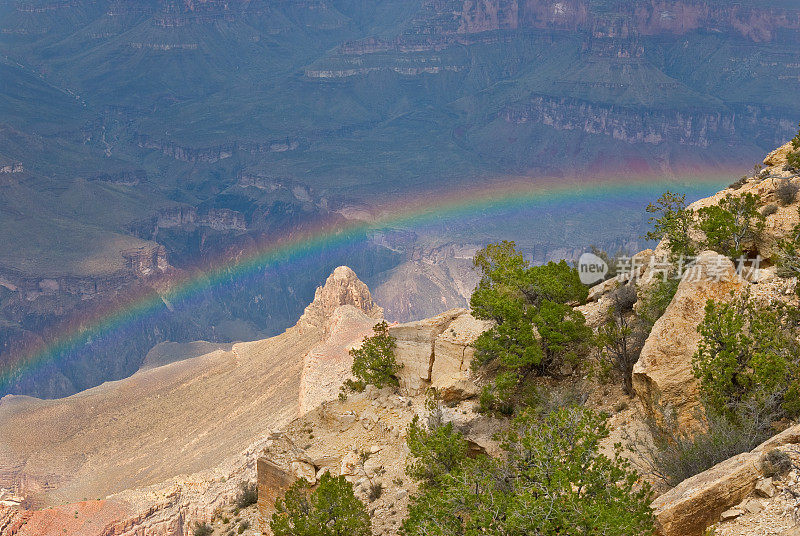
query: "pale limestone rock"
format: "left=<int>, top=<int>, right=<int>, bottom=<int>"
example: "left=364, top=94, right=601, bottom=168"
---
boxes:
left=652, top=451, right=762, bottom=536
left=720, top=509, right=743, bottom=521
left=754, top=478, right=776, bottom=498
left=340, top=451, right=360, bottom=478
left=298, top=305, right=378, bottom=415
left=297, top=266, right=386, bottom=414
left=390, top=309, right=490, bottom=396
left=297, top=266, right=382, bottom=332
left=290, top=460, right=317, bottom=484
left=586, top=277, right=621, bottom=303
left=741, top=498, right=763, bottom=514
left=763, top=140, right=797, bottom=169
left=651, top=424, right=800, bottom=536
left=632, top=251, right=748, bottom=429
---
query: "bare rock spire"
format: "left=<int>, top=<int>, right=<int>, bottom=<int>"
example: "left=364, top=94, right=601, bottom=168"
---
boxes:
left=297, top=266, right=383, bottom=332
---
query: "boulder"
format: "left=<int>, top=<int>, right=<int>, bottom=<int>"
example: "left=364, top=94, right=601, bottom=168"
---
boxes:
left=652, top=451, right=762, bottom=536
left=754, top=478, right=776, bottom=498
left=632, top=251, right=748, bottom=429
left=390, top=309, right=489, bottom=396
left=257, top=458, right=296, bottom=535
left=651, top=424, right=800, bottom=536
left=340, top=451, right=360, bottom=479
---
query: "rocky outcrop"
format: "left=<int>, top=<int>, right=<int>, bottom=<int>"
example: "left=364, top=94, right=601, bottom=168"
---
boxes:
left=137, top=135, right=302, bottom=163
left=297, top=266, right=383, bottom=332
left=298, top=305, right=378, bottom=415
left=0, top=163, right=22, bottom=174
left=389, top=309, right=491, bottom=396
left=652, top=423, right=800, bottom=536
left=685, top=140, right=800, bottom=260
left=257, top=459, right=295, bottom=536
left=632, top=251, right=748, bottom=429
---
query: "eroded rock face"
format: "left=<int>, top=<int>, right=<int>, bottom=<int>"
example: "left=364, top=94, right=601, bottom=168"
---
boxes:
left=257, top=459, right=296, bottom=536
left=297, top=266, right=383, bottom=332
left=632, top=251, right=748, bottom=429
left=389, top=309, right=491, bottom=396
left=298, top=305, right=378, bottom=415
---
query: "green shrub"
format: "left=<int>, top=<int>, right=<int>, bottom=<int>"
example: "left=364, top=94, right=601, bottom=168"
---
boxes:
left=271, top=473, right=371, bottom=536
left=533, top=299, right=593, bottom=374
left=469, top=241, right=591, bottom=414
left=402, top=406, right=654, bottom=536
left=696, top=193, right=765, bottom=258
left=405, top=416, right=469, bottom=489
left=347, top=321, right=401, bottom=390
left=645, top=191, right=696, bottom=259
left=775, top=208, right=800, bottom=279
left=235, top=481, right=258, bottom=509
left=692, top=296, right=800, bottom=420
left=237, top=520, right=250, bottom=534
left=637, top=277, right=679, bottom=330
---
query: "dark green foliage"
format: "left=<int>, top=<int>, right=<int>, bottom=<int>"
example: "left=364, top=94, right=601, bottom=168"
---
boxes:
left=237, top=521, right=250, bottom=534
left=192, top=522, right=214, bottom=536
left=645, top=192, right=696, bottom=259
left=347, top=321, right=401, bottom=390
left=271, top=472, right=371, bottom=536
left=523, top=260, right=589, bottom=307
left=235, top=481, right=258, bottom=509
left=533, top=300, right=594, bottom=373
left=470, top=241, right=591, bottom=414
left=401, top=406, right=655, bottom=536
left=692, top=296, right=800, bottom=420
left=406, top=415, right=469, bottom=489
left=696, top=193, right=765, bottom=258
left=637, top=278, right=679, bottom=330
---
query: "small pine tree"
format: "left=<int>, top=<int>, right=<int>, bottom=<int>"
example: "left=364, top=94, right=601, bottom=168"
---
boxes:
left=271, top=473, right=371, bottom=536
left=401, top=406, right=655, bottom=536
left=696, top=193, right=765, bottom=258
left=469, top=242, right=591, bottom=414
left=645, top=191, right=696, bottom=259
left=347, top=321, right=401, bottom=390
left=692, top=296, right=800, bottom=419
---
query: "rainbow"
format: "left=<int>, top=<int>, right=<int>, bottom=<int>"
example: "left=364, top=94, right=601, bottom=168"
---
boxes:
left=0, top=172, right=733, bottom=393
